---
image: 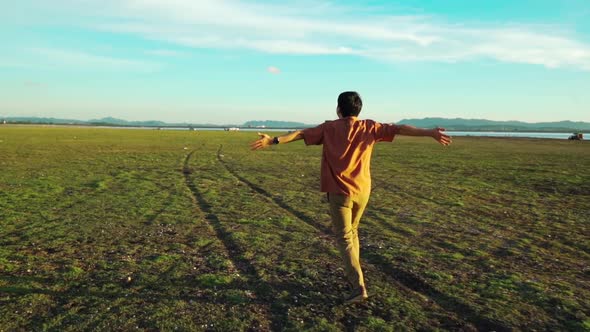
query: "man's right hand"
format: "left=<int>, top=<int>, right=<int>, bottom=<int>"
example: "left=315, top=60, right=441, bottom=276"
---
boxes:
left=250, top=132, right=273, bottom=150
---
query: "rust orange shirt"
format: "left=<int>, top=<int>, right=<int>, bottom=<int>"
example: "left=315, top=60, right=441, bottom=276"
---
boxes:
left=302, top=116, right=399, bottom=196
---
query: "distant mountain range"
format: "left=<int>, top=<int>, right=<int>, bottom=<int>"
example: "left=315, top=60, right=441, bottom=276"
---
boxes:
left=1, top=116, right=589, bottom=132
left=397, top=118, right=590, bottom=132
left=1, top=117, right=224, bottom=128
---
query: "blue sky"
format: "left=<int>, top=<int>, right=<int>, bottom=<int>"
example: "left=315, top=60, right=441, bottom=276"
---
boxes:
left=1, top=0, right=589, bottom=124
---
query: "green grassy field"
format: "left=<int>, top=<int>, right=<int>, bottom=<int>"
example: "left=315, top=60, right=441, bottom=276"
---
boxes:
left=1, top=126, right=588, bottom=331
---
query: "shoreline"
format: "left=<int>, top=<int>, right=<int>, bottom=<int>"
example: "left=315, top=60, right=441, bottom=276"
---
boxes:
left=1, top=124, right=587, bottom=140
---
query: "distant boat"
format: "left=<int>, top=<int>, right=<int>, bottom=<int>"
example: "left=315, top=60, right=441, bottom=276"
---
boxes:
left=224, top=127, right=240, bottom=131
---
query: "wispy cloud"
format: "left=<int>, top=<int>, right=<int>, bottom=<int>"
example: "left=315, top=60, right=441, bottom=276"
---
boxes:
left=267, top=66, right=280, bottom=74
left=23, top=80, right=45, bottom=88
left=30, top=47, right=160, bottom=72
left=145, top=49, right=184, bottom=57
left=22, top=0, right=590, bottom=71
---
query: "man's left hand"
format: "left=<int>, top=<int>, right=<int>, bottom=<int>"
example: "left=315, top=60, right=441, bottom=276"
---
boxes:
left=432, top=127, right=452, bottom=146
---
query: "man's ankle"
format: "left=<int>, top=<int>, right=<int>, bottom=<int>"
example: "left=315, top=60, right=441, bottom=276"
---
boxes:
left=345, top=286, right=368, bottom=303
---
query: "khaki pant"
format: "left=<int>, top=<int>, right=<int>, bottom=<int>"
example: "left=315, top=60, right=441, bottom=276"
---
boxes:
left=328, top=192, right=370, bottom=290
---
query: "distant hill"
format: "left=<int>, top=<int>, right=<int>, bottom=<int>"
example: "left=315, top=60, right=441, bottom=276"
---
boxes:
left=1, top=116, right=311, bottom=128
left=243, top=120, right=310, bottom=128
left=398, top=118, right=590, bottom=132
left=1, top=117, right=87, bottom=125
left=88, top=117, right=169, bottom=127
left=1, top=117, right=228, bottom=128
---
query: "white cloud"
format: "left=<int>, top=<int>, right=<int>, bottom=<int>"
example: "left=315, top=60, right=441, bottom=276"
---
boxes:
left=145, top=49, right=184, bottom=57
left=17, top=0, right=590, bottom=71
left=23, top=81, right=44, bottom=87
left=267, top=66, right=280, bottom=74
left=30, top=48, right=160, bottom=72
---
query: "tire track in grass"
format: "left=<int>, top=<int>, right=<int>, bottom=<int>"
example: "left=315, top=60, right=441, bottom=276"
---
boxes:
left=373, top=185, right=583, bottom=329
left=217, top=145, right=511, bottom=332
left=189, top=150, right=380, bottom=329
left=182, top=150, right=277, bottom=330
left=216, top=146, right=469, bottom=329
left=369, top=185, right=584, bottom=330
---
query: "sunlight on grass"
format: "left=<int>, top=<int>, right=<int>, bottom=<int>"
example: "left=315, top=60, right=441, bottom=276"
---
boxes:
left=0, top=127, right=588, bottom=330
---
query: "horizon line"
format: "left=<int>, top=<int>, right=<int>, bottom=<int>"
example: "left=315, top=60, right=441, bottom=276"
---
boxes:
left=2, top=115, right=590, bottom=126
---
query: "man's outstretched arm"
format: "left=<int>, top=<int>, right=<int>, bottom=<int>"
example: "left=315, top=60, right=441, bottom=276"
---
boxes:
left=395, top=125, right=452, bottom=146
left=250, top=130, right=304, bottom=150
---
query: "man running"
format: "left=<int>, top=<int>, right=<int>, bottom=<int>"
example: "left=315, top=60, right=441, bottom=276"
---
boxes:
left=250, top=91, right=451, bottom=303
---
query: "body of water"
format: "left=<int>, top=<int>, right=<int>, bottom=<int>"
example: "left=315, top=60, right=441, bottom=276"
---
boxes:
left=21, top=124, right=585, bottom=139
left=446, top=131, right=586, bottom=140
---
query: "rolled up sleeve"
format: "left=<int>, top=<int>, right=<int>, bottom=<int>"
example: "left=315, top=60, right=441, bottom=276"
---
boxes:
left=302, top=124, right=325, bottom=145
left=374, top=122, right=399, bottom=142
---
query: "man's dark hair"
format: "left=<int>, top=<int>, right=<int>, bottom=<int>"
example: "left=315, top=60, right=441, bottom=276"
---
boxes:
left=338, top=91, right=363, bottom=117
